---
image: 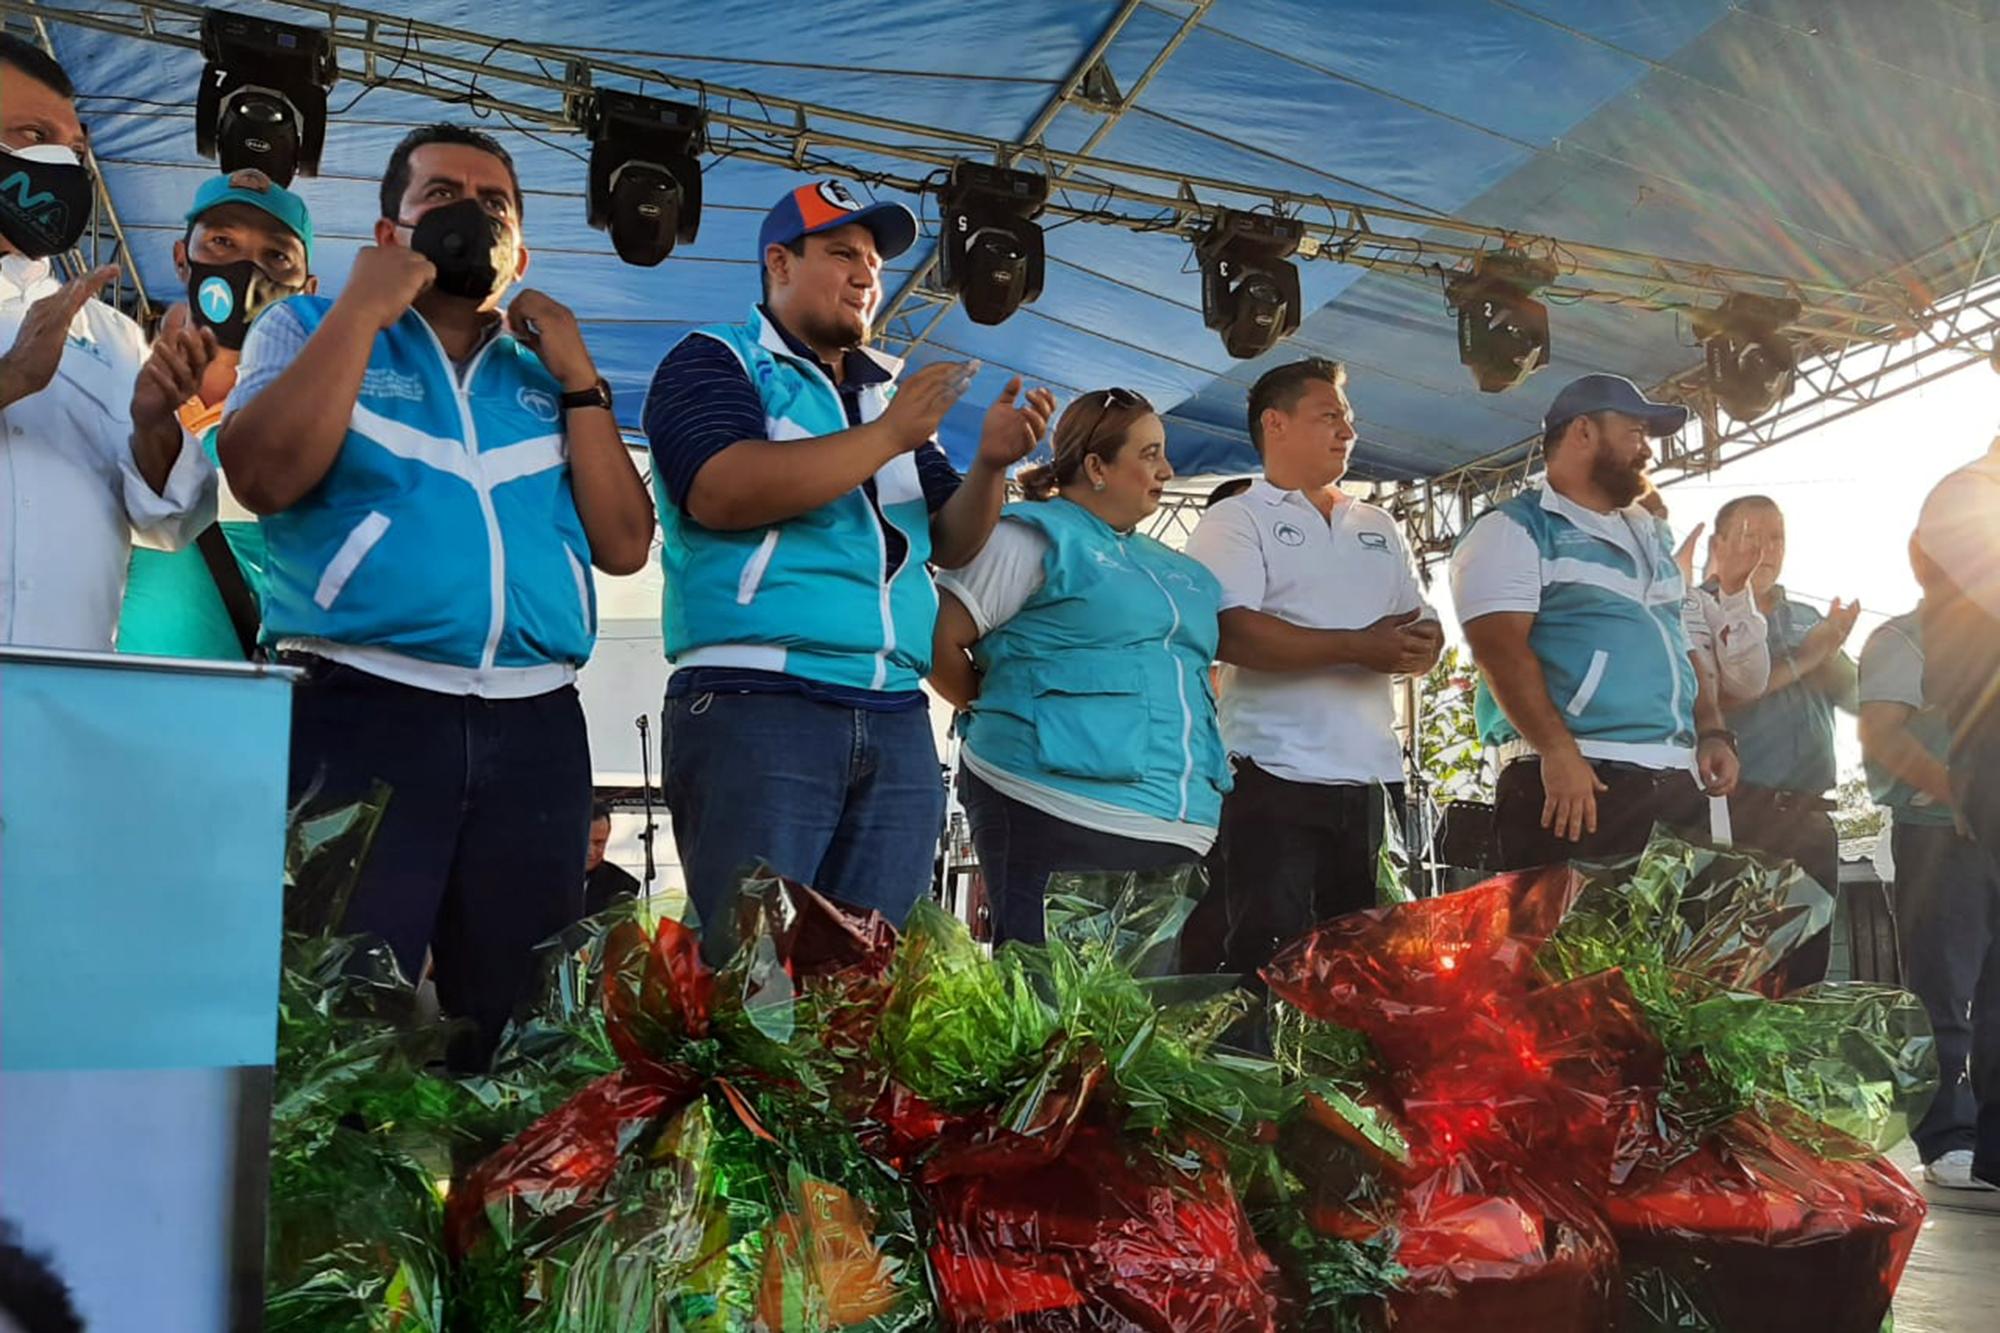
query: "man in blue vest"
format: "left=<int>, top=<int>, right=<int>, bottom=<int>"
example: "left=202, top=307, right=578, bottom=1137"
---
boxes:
left=218, top=123, right=657, bottom=1068
left=1451, top=374, right=1739, bottom=870
left=643, top=179, right=1054, bottom=952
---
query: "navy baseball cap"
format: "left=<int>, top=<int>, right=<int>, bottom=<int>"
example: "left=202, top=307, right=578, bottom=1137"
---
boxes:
left=758, top=179, right=917, bottom=261
left=1543, top=373, right=1687, bottom=438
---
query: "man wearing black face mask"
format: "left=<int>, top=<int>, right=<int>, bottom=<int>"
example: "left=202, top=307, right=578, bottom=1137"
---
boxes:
left=218, top=123, right=655, bottom=1070
left=0, top=34, right=221, bottom=652
left=120, top=169, right=315, bottom=660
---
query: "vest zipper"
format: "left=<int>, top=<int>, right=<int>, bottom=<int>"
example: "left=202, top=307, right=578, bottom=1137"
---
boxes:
left=1136, top=544, right=1196, bottom=822
left=414, top=315, right=507, bottom=673
left=769, top=321, right=898, bottom=688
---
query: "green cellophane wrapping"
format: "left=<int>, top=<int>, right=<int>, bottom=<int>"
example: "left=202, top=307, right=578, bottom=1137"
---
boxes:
left=1537, top=827, right=1937, bottom=1155
left=451, top=874, right=936, bottom=1331
left=268, top=787, right=452, bottom=1331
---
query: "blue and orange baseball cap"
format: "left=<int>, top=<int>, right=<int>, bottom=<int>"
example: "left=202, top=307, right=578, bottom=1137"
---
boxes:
left=758, top=179, right=916, bottom=261
left=185, top=168, right=315, bottom=267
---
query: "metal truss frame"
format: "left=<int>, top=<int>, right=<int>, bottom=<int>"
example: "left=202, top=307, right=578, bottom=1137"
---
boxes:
left=26, top=0, right=2000, bottom=545
left=872, top=0, right=1216, bottom=358
left=1386, top=217, right=2000, bottom=562
left=0, top=0, right=1946, bottom=346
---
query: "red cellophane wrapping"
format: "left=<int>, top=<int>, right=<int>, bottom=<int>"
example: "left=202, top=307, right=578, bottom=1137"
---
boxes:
left=445, top=915, right=714, bottom=1258
left=924, top=1121, right=1279, bottom=1333
left=1263, top=860, right=1925, bottom=1332
left=1605, top=1108, right=1925, bottom=1333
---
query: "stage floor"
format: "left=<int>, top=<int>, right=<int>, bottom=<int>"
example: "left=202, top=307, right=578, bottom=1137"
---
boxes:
left=1891, top=1140, right=2000, bottom=1333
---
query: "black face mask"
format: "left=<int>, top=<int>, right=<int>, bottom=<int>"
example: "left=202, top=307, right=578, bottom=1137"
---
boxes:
left=185, top=259, right=302, bottom=351
left=0, top=144, right=93, bottom=259
left=403, top=198, right=512, bottom=302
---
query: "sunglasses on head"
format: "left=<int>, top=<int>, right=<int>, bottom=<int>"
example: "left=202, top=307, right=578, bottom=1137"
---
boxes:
left=1075, top=386, right=1154, bottom=447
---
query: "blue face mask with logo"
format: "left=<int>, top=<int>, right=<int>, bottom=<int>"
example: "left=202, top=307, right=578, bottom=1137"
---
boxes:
left=185, top=259, right=300, bottom=350
left=0, top=143, right=92, bottom=259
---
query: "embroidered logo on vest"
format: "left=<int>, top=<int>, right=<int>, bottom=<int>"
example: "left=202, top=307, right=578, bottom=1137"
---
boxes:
left=517, top=386, right=559, bottom=422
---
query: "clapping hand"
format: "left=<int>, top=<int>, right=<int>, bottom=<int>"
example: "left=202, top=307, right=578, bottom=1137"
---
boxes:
left=976, top=374, right=1058, bottom=470
left=0, top=264, right=117, bottom=407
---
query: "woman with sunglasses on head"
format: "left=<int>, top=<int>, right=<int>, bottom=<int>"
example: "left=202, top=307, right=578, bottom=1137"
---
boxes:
left=930, top=389, right=1230, bottom=946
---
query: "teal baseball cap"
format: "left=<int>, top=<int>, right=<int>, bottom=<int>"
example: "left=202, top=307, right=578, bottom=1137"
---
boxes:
left=184, top=168, right=315, bottom=266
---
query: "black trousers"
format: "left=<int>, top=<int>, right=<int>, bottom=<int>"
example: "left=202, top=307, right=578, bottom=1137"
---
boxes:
left=1727, top=785, right=1838, bottom=992
left=1201, top=760, right=1403, bottom=983
left=1891, top=821, right=2000, bottom=1164
left=1491, top=758, right=1708, bottom=872
left=288, top=658, right=592, bottom=1071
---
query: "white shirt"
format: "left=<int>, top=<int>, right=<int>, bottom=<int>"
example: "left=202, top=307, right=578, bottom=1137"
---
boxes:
left=1184, top=480, right=1428, bottom=786
left=1685, top=583, right=1769, bottom=701
left=934, top=517, right=1049, bottom=633
left=1918, top=444, right=2000, bottom=621
left=1450, top=482, right=1682, bottom=622
left=0, top=255, right=216, bottom=652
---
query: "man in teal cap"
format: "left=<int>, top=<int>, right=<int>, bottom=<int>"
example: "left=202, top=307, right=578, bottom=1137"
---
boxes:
left=119, top=167, right=315, bottom=658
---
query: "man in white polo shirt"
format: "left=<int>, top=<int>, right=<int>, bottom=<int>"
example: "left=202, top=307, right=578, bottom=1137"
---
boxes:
left=1185, top=357, right=1442, bottom=982
left=1451, top=374, right=1739, bottom=871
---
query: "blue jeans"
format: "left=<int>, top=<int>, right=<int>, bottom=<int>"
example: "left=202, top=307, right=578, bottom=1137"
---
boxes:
left=662, top=688, right=945, bottom=960
left=287, top=658, right=592, bottom=1070
left=958, top=767, right=1200, bottom=948
left=1892, top=821, right=2000, bottom=1165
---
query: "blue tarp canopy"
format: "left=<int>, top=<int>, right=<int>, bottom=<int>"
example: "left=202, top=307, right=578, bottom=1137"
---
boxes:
left=45, top=0, right=2000, bottom=482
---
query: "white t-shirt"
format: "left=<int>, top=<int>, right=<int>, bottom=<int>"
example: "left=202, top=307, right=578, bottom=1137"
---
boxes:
left=933, top=519, right=1050, bottom=634
left=1685, top=583, right=1769, bottom=701
left=1183, top=480, right=1428, bottom=786
left=1918, top=446, right=2000, bottom=621
left=935, top=516, right=1215, bottom=853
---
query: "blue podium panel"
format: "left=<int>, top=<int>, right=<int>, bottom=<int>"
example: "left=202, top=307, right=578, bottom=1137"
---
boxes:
left=0, top=649, right=292, bottom=1072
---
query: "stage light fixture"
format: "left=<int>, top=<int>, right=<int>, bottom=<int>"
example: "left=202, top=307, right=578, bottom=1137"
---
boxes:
left=1197, top=209, right=1304, bottom=360
left=937, top=162, right=1047, bottom=325
left=1446, top=250, right=1557, bottom=393
left=194, top=10, right=336, bottom=187
left=571, top=88, right=706, bottom=267
left=1692, top=294, right=1803, bottom=422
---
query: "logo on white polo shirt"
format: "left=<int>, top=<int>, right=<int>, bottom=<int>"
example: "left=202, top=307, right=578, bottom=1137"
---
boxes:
left=1357, top=530, right=1390, bottom=552
left=517, top=386, right=559, bottom=422
left=1273, top=520, right=1306, bottom=547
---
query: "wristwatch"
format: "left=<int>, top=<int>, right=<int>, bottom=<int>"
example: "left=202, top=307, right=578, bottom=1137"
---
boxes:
left=560, top=378, right=613, bottom=414
left=1697, top=728, right=1739, bottom=754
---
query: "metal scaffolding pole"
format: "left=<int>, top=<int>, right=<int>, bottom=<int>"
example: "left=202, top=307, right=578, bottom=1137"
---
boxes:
left=1383, top=238, right=2000, bottom=562
left=0, top=0, right=1943, bottom=343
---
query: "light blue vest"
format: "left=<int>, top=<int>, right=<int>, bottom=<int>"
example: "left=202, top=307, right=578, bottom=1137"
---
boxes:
left=1468, top=486, right=1697, bottom=759
left=656, top=307, right=936, bottom=692
left=962, top=500, right=1230, bottom=829
left=257, top=296, right=596, bottom=671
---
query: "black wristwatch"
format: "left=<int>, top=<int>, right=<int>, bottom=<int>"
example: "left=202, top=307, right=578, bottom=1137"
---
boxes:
left=560, top=378, right=613, bottom=414
left=1697, top=728, right=1739, bottom=754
